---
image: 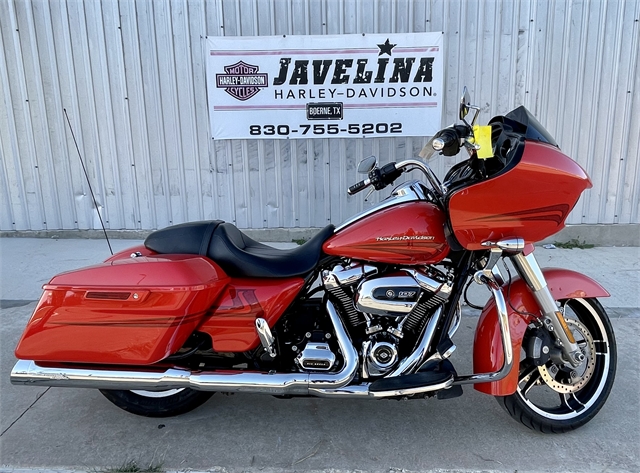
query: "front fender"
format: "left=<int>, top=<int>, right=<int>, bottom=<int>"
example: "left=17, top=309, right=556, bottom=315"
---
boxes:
left=473, top=268, right=609, bottom=396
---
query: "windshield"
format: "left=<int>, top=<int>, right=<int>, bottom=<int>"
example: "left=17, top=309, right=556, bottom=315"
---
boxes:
left=493, top=106, right=559, bottom=148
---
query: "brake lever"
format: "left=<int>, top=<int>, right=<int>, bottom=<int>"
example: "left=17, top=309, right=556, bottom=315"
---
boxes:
left=364, top=188, right=375, bottom=201
left=463, top=139, right=480, bottom=151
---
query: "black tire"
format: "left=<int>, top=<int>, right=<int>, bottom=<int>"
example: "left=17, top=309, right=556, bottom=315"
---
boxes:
left=100, top=388, right=213, bottom=417
left=497, top=298, right=616, bottom=433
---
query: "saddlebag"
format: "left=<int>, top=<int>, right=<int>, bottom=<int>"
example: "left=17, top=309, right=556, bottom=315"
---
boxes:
left=14, top=254, right=229, bottom=365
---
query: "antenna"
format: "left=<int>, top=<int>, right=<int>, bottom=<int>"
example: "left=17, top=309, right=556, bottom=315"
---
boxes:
left=63, top=109, right=113, bottom=255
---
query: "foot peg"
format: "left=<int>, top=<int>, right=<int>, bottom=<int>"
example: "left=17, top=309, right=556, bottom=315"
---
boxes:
left=419, top=359, right=463, bottom=400
left=255, top=318, right=276, bottom=358
left=369, top=370, right=453, bottom=396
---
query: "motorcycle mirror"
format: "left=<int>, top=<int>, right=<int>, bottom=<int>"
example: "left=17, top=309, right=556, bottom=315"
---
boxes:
left=357, top=155, right=377, bottom=174
left=460, top=86, right=471, bottom=120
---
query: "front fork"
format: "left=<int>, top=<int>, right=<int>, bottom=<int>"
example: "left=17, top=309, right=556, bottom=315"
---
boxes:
left=509, top=252, right=584, bottom=367
left=478, top=240, right=584, bottom=368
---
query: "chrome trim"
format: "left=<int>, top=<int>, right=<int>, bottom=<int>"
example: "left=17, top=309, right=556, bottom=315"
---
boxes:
left=510, top=252, right=582, bottom=366
left=367, top=377, right=453, bottom=398
left=323, top=263, right=377, bottom=289
left=476, top=247, right=503, bottom=282
left=481, top=238, right=525, bottom=253
left=10, top=359, right=315, bottom=394
left=404, top=268, right=452, bottom=299
left=335, top=180, right=428, bottom=231
left=310, top=377, right=454, bottom=398
left=10, top=360, right=190, bottom=391
left=447, top=302, right=462, bottom=339
left=440, top=343, right=456, bottom=359
left=356, top=275, right=420, bottom=316
left=255, top=318, right=276, bottom=358
left=453, top=274, right=513, bottom=385
left=297, top=342, right=336, bottom=371
left=490, top=265, right=505, bottom=286
left=403, top=268, right=441, bottom=292
left=366, top=341, right=399, bottom=376
left=394, top=160, right=445, bottom=197
left=308, top=301, right=359, bottom=389
left=311, top=384, right=371, bottom=398
left=389, top=179, right=430, bottom=200
left=510, top=252, right=547, bottom=292
left=388, top=306, right=443, bottom=377
left=361, top=340, right=372, bottom=379
left=11, top=301, right=358, bottom=396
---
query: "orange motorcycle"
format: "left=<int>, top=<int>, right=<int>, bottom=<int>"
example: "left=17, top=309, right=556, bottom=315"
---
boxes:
left=12, top=89, right=616, bottom=432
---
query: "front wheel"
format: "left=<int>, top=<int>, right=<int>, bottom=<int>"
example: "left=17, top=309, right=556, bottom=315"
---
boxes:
left=497, top=298, right=616, bottom=433
left=100, top=388, right=213, bottom=417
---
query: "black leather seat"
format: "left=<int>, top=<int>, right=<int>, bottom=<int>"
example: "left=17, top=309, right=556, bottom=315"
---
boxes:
left=144, top=221, right=335, bottom=278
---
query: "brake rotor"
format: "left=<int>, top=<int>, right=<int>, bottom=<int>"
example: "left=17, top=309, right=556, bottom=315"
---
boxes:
left=538, top=318, right=596, bottom=394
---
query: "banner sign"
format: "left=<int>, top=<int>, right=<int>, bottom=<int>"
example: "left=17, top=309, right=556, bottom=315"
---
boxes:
left=207, top=32, right=443, bottom=139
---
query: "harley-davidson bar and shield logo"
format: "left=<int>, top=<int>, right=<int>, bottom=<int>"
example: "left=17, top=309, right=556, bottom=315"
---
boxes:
left=216, top=61, right=268, bottom=101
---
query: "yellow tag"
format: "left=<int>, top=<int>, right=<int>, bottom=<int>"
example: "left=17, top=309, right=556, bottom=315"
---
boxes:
left=473, top=125, right=493, bottom=159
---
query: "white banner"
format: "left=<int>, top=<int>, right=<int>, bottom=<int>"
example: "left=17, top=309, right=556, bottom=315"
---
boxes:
left=207, top=33, right=443, bottom=140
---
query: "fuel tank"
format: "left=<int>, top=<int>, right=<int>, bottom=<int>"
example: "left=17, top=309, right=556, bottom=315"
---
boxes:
left=323, top=201, right=449, bottom=265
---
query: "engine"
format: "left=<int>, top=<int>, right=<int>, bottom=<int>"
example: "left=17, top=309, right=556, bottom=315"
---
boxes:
left=322, top=262, right=453, bottom=378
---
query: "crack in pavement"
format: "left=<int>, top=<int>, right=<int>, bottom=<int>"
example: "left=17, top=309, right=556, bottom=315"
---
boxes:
left=292, top=439, right=324, bottom=466
left=473, top=452, right=504, bottom=465
left=0, top=387, right=50, bottom=437
left=0, top=300, right=37, bottom=309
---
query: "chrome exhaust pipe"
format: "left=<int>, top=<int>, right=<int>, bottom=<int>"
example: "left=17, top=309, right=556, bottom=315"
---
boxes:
left=11, top=301, right=358, bottom=396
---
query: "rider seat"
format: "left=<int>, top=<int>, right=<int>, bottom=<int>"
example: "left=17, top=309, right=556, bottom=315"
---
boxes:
left=144, top=221, right=335, bottom=278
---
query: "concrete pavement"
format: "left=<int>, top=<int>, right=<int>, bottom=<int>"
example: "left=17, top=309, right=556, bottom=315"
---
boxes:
left=0, top=238, right=638, bottom=472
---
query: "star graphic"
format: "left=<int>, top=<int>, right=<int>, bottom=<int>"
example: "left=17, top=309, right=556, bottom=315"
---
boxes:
left=377, top=38, right=396, bottom=56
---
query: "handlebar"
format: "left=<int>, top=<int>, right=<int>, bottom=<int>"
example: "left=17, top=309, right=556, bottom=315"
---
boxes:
left=347, top=159, right=446, bottom=204
left=347, top=178, right=371, bottom=195
left=347, top=124, right=473, bottom=202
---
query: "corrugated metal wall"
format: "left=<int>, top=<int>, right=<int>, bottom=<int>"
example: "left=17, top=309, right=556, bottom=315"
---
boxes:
left=1, top=0, right=639, bottom=232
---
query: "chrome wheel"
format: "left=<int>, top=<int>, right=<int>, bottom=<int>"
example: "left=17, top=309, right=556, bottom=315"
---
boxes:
left=498, top=298, right=616, bottom=432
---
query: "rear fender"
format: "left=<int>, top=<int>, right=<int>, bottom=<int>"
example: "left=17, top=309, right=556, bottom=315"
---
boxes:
left=473, top=268, right=609, bottom=396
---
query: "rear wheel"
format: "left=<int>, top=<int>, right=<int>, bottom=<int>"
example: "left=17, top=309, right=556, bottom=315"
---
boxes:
left=100, top=388, right=213, bottom=417
left=497, top=298, right=616, bottom=433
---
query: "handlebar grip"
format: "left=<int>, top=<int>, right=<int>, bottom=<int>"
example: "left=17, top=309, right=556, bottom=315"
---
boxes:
left=348, top=179, right=370, bottom=195
left=433, top=125, right=470, bottom=157
left=433, top=129, right=458, bottom=151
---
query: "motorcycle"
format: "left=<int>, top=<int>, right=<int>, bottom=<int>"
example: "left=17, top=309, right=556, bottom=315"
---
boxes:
left=11, top=89, right=616, bottom=433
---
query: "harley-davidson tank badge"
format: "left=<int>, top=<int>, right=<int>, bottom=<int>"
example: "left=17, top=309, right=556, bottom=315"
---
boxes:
left=375, top=235, right=435, bottom=242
